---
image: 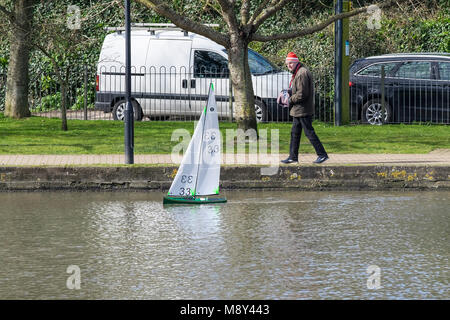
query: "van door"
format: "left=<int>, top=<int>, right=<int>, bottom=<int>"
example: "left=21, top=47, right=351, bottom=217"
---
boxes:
left=144, top=39, right=193, bottom=118
left=190, top=49, right=231, bottom=119
left=97, top=32, right=151, bottom=118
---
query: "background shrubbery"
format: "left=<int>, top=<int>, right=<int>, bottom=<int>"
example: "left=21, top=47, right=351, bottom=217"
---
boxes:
left=256, top=2, right=449, bottom=76
left=0, top=0, right=448, bottom=113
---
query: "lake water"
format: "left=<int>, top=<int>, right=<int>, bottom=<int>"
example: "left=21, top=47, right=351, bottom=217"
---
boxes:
left=0, top=190, right=448, bottom=300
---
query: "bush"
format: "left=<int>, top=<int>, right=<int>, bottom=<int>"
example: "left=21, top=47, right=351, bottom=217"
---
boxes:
left=70, top=85, right=95, bottom=111
left=380, top=14, right=450, bottom=53
left=32, top=92, right=61, bottom=112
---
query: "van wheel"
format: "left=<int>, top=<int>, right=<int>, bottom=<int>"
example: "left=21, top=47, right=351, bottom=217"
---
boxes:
left=112, top=100, right=143, bottom=121
left=255, top=100, right=268, bottom=123
left=362, top=98, right=390, bottom=125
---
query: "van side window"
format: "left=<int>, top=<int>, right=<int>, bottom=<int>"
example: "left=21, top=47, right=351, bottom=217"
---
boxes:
left=194, top=50, right=229, bottom=78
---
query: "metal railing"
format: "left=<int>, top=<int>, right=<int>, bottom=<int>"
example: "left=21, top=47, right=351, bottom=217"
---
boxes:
left=28, top=65, right=98, bottom=120
left=0, top=66, right=6, bottom=112
left=94, top=65, right=336, bottom=123
left=6, top=64, right=334, bottom=123
left=5, top=64, right=449, bottom=124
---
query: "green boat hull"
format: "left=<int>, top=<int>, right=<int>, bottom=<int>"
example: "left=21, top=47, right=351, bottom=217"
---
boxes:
left=163, top=196, right=227, bottom=205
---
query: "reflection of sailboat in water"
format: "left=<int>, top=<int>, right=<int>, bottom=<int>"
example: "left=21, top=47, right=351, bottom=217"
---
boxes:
left=165, top=204, right=222, bottom=235
left=163, top=83, right=227, bottom=205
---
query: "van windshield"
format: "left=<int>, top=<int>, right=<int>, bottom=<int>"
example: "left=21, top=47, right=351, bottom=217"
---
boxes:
left=222, top=49, right=279, bottom=75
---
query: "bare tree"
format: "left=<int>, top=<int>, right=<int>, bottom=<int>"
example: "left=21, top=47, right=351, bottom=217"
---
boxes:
left=0, top=0, right=36, bottom=118
left=1, top=0, right=120, bottom=126
left=135, top=0, right=404, bottom=131
left=32, top=1, right=121, bottom=131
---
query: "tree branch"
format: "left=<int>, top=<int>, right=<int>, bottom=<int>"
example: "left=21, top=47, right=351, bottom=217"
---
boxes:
left=32, top=42, right=64, bottom=84
left=80, top=0, right=121, bottom=23
left=135, top=0, right=229, bottom=47
left=0, top=3, right=15, bottom=24
left=251, top=0, right=401, bottom=42
left=247, top=0, right=273, bottom=26
left=240, top=0, right=251, bottom=25
left=251, top=0, right=293, bottom=30
left=216, top=0, right=239, bottom=32
left=202, top=0, right=222, bottom=16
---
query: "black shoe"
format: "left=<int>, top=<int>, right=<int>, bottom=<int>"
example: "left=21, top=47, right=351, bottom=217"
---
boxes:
left=281, top=157, right=298, bottom=164
left=313, top=155, right=329, bottom=164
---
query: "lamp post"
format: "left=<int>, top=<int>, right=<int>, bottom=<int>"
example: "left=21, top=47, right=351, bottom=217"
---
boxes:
left=334, top=0, right=351, bottom=126
left=124, top=0, right=134, bottom=164
left=334, top=0, right=343, bottom=126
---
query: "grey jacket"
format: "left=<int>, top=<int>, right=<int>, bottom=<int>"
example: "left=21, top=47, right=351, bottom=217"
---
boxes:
left=288, top=64, right=314, bottom=117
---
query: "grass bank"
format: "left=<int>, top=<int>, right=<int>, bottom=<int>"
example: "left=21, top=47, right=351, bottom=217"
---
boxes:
left=0, top=115, right=449, bottom=154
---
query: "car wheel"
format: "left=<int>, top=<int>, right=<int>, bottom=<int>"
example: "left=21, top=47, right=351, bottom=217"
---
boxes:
left=255, top=100, right=268, bottom=123
left=361, top=98, right=390, bottom=125
left=112, top=100, right=143, bottom=121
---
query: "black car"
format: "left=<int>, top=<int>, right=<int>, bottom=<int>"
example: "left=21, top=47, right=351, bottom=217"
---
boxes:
left=349, top=53, right=450, bottom=124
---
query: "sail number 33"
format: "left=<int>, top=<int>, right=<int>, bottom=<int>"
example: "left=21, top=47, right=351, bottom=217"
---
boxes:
left=181, top=175, right=193, bottom=184
left=180, top=175, right=194, bottom=195
left=208, top=145, right=219, bottom=154
left=179, top=187, right=192, bottom=196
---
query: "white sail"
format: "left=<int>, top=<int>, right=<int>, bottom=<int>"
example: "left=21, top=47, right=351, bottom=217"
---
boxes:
left=195, top=85, right=221, bottom=195
left=167, top=84, right=221, bottom=197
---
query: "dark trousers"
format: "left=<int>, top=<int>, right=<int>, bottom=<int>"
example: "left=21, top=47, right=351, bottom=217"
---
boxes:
left=289, top=116, right=327, bottom=160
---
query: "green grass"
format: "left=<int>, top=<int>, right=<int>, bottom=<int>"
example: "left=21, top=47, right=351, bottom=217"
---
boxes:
left=0, top=114, right=449, bottom=154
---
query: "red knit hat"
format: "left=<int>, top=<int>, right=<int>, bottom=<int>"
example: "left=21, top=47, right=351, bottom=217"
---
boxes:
left=285, top=52, right=299, bottom=63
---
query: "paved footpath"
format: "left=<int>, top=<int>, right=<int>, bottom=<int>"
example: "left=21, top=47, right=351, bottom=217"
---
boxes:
left=0, top=150, right=449, bottom=166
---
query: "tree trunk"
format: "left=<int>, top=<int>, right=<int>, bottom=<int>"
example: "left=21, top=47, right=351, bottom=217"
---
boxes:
left=59, top=66, right=71, bottom=131
left=4, top=0, right=34, bottom=118
left=227, top=37, right=257, bottom=132
left=60, top=81, right=68, bottom=131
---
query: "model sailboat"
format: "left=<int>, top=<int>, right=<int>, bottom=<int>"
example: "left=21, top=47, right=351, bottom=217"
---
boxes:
left=163, top=83, right=227, bottom=204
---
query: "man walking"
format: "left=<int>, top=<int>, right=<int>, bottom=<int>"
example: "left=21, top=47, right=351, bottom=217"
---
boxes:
left=281, top=52, right=328, bottom=164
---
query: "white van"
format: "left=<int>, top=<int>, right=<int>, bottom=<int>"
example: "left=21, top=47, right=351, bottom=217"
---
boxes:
left=95, top=27, right=291, bottom=122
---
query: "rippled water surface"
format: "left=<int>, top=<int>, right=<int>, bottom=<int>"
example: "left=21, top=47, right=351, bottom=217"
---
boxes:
left=0, top=190, right=448, bottom=299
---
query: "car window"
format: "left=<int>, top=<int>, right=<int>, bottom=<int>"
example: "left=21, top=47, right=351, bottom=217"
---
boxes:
left=194, top=50, right=229, bottom=78
left=438, top=62, right=450, bottom=81
left=392, top=61, right=431, bottom=80
left=247, top=49, right=278, bottom=75
left=356, top=63, right=397, bottom=76
left=222, top=48, right=278, bottom=75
